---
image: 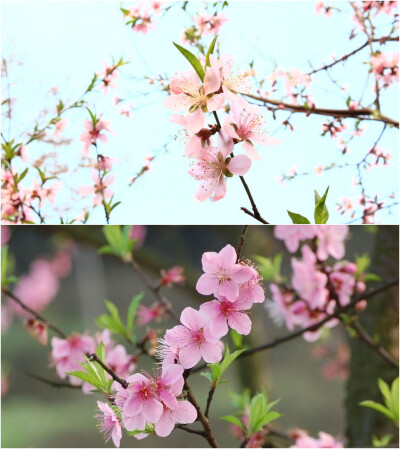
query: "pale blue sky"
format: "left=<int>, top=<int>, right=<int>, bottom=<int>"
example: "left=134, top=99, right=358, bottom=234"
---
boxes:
left=2, top=1, right=399, bottom=224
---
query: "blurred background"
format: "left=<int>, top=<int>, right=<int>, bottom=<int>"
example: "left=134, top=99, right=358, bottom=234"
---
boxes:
left=1, top=225, right=399, bottom=447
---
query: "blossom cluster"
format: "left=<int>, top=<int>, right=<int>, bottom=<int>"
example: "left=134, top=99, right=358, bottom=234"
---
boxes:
left=290, top=429, right=343, bottom=448
left=268, top=226, right=366, bottom=341
left=122, top=1, right=167, bottom=34
left=164, top=52, right=280, bottom=202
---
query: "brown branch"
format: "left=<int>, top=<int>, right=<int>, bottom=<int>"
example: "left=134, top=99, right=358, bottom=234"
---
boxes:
left=238, top=176, right=270, bottom=224
left=2, top=289, right=66, bottom=338
left=128, top=257, right=181, bottom=323
left=184, top=379, right=219, bottom=448
left=204, top=385, right=216, bottom=418
left=236, top=225, right=249, bottom=262
left=176, top=425, right=206, bottom=437
left=245, top=93, right=399, bottom=127
left=3, top=288, right=129, bottom=389
left=348, top=320, right=398, bottom=369
left=240, top=207, right=269, bottom=224
left=192, top=278, right=399, bottom=373
left=307, top=37, right=398, bottom=75
left=26, top=371, right=80, bottom=389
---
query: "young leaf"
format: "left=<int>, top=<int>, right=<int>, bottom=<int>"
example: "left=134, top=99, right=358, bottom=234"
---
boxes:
left=220, top=415, right=245, bottom=431
left=127, top=292, right=144, bottom=332
left=205, top=35, right=218, bottom=68
left=173, top=42, right=205, bottom=81
left=314, top=186, right=330, bottom=224
left=287, top=211, right=311, bottom=224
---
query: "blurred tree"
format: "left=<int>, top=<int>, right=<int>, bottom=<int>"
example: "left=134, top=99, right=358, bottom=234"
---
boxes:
left=345, top=226, right=399, bottom=446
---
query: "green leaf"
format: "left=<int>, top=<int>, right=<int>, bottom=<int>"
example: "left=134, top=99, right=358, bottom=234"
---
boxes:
left=287, top=211, right=311, bottom=224
left=127, top=292, right=144, bottom=332
left=372, top=434, right=393, bottom=448
left=205, top=35, right=218, bottom=68
left=363, top=273, right=382, bottom=282
left=208, top=345, right=245, bottom=385
left=173, top=42, right=205, bottom=82
left=247, top=390, right=282, bottom=435
left=67, top=370, right=99, bottom=387
left=359, top=401, right=395, bottom=422
left=200, top=372, right=213, bottom=383
left=220, top=415, right=245, bottom=431
left=355, top=253, right=370, bottom=275
left=314, top=186, right=330, bottom=224
left=230, top=329, right=243, bottom=349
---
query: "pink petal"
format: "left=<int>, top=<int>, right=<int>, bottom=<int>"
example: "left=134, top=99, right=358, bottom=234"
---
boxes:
left=178, top=344, right=201, bottom=369
left=204, top=67, right=221, bottom=95
left=242, top=141, right=262, bottom=160
left=160, top=389, right=179, bottom=410
left=231, top=265, right=254, bottom=283
left=218, top=244, right=237, bottom=267
left=142, top=398, right=163, bottom=423
left=218, top=281, right=239, bottom=301
left=185, top=135, right=205, bottom=158
left=163, top=93, right=193, bottom=112
left=211, top=177, right=227, bottom=202
left=187, top=108, right=206, bottom=133
left=123, top=395, right=143, bottom=417
left=227, top=312, right=252, bottom=335
left=200, top=341, right=222, bottom=363
left=207, top=93, right=225, bottom=112
left=201, top=251, right=218, bottom=272
left=173, top=400, right=197, bottom=424
left=252, top=133, right=282, bottom=146
left=180, top=307, right=205, bottom=330
left=196, top=273, right=219, bottom=296
left=227, top=154, right=252, bottom=176
left=161, top=364, right=184, bottom=386
left=124, top=413, right=146, bottom=431
left=155, top=410, right=175, bottom=437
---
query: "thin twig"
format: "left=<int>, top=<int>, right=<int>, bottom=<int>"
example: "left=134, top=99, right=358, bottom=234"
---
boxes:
left=2, top=289, right=66, bottom=338
left=348, top=320, right=398, bottom=369
left=240, top=206, right=269, bottom=224
left=176, top=425, right=206, bottom=437
left=184, top=379, right=219, bottom=448
left=236, top=225, right=249, bottom=262
left=26, top=371, right=80, bottom=389
left=129, top=257, right=181, bottom=323
left=204, top=385, right=216, bottom=418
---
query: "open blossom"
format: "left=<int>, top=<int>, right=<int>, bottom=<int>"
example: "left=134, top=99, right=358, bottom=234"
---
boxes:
left=98, top=61, right=120, bottom=95
left=274, top=225, right=317, bottom=253
left=210, top=54, right=253, bottom=101
left=200, top=294, right=253, bottom=338
left=53, top=118, right=70, bottom=138
left=164, top=67, right=224, bottom=117
left=290, top=430, right=343, bottom=448
left=223, top=101, right=281, bottom=160
left=164, top=307, right=222, bottom=368
left=194, top=11, right=228, bottom=35
left=117, top=373, right=163, bottom=431
left=315, top=225, right=348, bottom=260
left=291, top=245, right=328, bottom=309
left=80, top=117, right=114, bottom=156
left=189, top=145, right=251, bottom=202
left=42, top=180, right=63, bottom=204
left=328, top=262, right=365, bottom=307
left=129, top=225, right=147, bottom=247
left=239, top=265, right=265, bottom=303
left=51, top=334, right=96, bottom=384
left=160, top=266, right=185, bottom=287
left=78, top=170, right=114, bottom=206
left=124, top=4, right=155, bottom=33
left=196, top=244, right=254, bottom=301
left=96, top=401, right=122, bottom=448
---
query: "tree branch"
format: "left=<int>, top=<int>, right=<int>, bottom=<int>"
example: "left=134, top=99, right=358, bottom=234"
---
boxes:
left=236, top=225, right=249, bottom=261
left=26, top=371, right=80, bottom=389
left=245, top=93, right=399, bottom=127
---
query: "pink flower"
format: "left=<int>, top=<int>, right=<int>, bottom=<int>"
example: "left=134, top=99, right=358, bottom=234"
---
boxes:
left=189, top=145, right=251, bottom=202
left=118, top=101, right=134, bottom=117
left=98, top=61, right=120, bottom=95
left=193, top=11, right=228, bottom=35
left=210, top=54, right=253, bottom=102
left=11, top=259, right=60, bottom=316
left=78, top=170, right=114, bottom=206
left=137, top=303, right=165, bottom=325
left=328, top=262, right=358, bottom=306
left=315, top=226, right=348, bottom=260
left=291, top=245, right=328, bottom=309
left=53, top=118, right=70, bottom=138
left=164, top=68, right=224, bottom=115
left=291, top=430, right=343, bottom=448
left=51, top=334, right=96, bottom=384
left=106, top=344, right=136, bottom=379
left=164, top=307, right=222, bottom=369
left=196, top=244, right=254, bottom=301
left=43, top=180, right=63, bottom=204
left=154, top=364, right=184, bottom=410
left=200, top=294, right=253, bottom=338
left=238, top=265, right=265, bottom=303
left=160, top=266, right=185, bottom=287
left=155, top=400, right=197, bottom=437
left=118, top=373, right=163, bottom=431
left=80, top=117, right=114, bottom=157
left=24, top=318, right=48, bottom=345
left=274, top=226, right=317, bottom=253
left=223, top=101, right=281, bottom=160
left=129, top=225, right=147, bottom=248
left=95, top=401, right=122, bottom=448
